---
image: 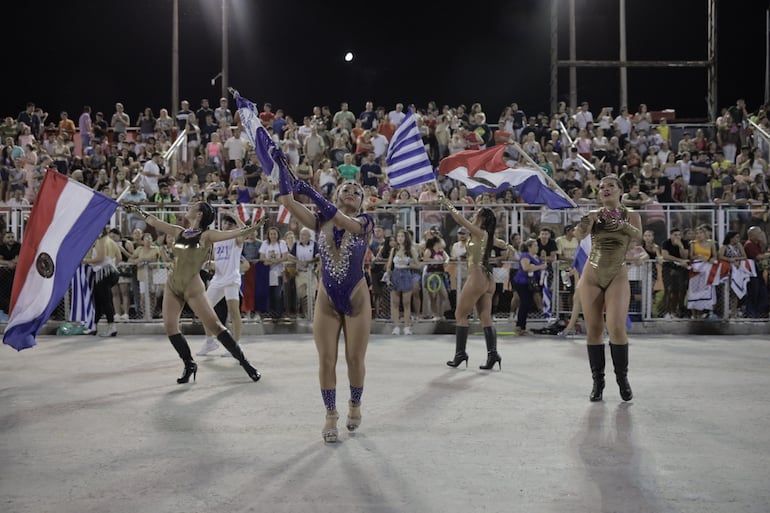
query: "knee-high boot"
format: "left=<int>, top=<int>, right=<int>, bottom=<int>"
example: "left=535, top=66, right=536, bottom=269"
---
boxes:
left=479, top=326, right=502, bottom=370
left=217, top=330, right=261, bottom=382
left=587, top=344, right=605, bottom=401
left=446, top=326, right=469, bottom=367
left=169, top=333, right=197, bottom=384
left=609, top=342, right=632, bottom=401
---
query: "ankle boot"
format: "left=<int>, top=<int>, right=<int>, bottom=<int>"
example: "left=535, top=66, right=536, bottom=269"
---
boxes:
left=587, top=344, right=605, bottom=401
left=610, top=343, right=632, bottom=401
left=479, top=326, right=502, bottom=370
left=217, top=330, right=261, bottom=381
left=169, top=333, right=197, bottom=384
left=447, top=326, right=469, bottom=367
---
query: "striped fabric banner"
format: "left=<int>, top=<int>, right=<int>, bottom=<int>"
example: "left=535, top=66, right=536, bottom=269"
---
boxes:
left=70, top=264, right=95, bottom=330
left=385, top=109, right=435, bottom=189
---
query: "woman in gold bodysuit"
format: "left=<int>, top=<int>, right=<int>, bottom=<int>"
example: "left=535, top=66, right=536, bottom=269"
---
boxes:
left=575, top=175, right=641, bottom=402
left=123, top=201, right=264, bottom=384
left=440, top=197, right=515, bottom=370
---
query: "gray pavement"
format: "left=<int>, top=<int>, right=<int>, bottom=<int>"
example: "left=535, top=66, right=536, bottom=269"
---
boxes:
left=1, top=331, right=769, bottom=513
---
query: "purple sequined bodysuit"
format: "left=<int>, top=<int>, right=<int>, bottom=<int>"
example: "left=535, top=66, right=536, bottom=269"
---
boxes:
left=317, top=213, right=374, bottom=315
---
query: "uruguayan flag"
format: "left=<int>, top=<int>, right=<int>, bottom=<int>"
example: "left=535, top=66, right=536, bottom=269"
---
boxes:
left=385, top=109, right=435, bottom=189
left=572, top=235, right=592, bottom=274
left=70, top=264, right=95, bottom=331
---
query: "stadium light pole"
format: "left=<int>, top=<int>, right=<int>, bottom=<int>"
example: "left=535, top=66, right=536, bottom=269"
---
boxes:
left=172, top=0, right=179, bottom=122
left=221, top=0, right=229, bottom=101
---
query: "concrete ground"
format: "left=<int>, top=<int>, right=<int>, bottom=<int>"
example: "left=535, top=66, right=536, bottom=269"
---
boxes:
left=1, top=331, right=768, bottom=513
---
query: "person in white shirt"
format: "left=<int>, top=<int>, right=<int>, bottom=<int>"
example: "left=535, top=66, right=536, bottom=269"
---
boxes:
left=197, top=211, right=248, bottom=356
left=140, top=152, right=163, bottom=197
left=574, top=102, right=593, bottom=130
left=224, top=127, right=246, bottom=171
left=370, top=131, right=389, bottom=162
left=388, top=103, right=406, bottom=127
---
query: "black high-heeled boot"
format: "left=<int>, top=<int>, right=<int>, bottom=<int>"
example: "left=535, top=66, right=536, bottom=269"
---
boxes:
left=217, top=330, right=261, bottom=382
left=610, top=342, right=632, bottom=401
left=479, top=326, right=502, bottom=370
left=587, top=344, right=605, bottom=401
left=447, top=326, right=469, bottom=368
left=169, top=333, right=197, bottom=384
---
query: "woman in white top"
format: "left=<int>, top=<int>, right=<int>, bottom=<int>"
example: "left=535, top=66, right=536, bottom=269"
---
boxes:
left=314, top=158, right=338, bottom=199
left=386, top=228, right=420, bottom=335
left=259, top=226, right=289, bottom=320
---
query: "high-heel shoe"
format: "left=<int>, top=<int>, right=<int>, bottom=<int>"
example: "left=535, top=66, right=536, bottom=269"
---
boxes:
left=177, top=361, right=197, bottom=384
left=322, top=410, right=339, bottom=443
left=446, top=351, right=469, bottom=368
left=479, top=351, right=502, bottom=370
left=346, top=401, right=362, bottom=432
left=241, top=360, right=261, bottom=382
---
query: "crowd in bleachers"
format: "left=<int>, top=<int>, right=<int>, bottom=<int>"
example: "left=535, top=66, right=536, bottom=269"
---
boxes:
left=1, top=95, right=770, bottom=324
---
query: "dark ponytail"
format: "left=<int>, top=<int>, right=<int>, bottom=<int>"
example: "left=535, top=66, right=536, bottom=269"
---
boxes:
left=198, top=202, right=215, bottom=229
left=478, top=207, right=496, bottom=265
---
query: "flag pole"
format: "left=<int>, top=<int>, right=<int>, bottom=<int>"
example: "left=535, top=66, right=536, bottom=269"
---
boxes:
left=511, top=141, right=577, bottom=208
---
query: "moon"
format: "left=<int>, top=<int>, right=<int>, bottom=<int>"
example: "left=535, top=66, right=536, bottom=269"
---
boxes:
left=344, top=51, right=353, bottom=62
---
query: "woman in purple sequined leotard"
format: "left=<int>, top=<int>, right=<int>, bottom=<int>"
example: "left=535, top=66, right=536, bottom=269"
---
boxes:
left=278, top=156, right=374, bottom=443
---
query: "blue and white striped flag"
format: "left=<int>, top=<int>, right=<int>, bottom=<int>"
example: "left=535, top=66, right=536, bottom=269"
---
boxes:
left=541, top=267, right=553, bottom=320
left=572, top=235, right=592, bottom=274
left=385, top=109, right=435, bottom=189
left=70, top=264, right=95, bottom=330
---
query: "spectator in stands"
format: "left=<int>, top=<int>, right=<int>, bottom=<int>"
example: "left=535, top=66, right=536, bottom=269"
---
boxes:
left=743, top=226, right=770, bottom=318
left=661, top=228, right=690, bottom=318
left=687, top=224, right=719, bottom=319
left=386, top=228, right=420, bottom=335
left=0, top=230, right=21, bottom=316
left=110, top=103, right=130, bottom=141
left=259, top=226, right=289, bottom=321
left=718, top=230, right=747, bottom=318
left=689, top=151, right=713, bottom=204
left=214, top=97, right=233, bottom=127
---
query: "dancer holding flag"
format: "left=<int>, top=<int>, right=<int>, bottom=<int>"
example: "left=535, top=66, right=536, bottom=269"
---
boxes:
left=274, top=148, right=374, bottom=443
left=440, top=195, right=517, bottom=370
left=234, top=89, right=375, bottom=443
left=574, top=174, right=641, bottom=402
left=123, top=201, right=264, bottom=384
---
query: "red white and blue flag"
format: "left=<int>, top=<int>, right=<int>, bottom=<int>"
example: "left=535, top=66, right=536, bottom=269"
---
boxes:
left=3, top=171, right=118, bottom=351
left=438, top=145, right=573, bottom=209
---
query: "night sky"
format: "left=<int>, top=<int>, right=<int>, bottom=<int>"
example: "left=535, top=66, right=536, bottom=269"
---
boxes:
left=4, top=0, right=768, bottom=123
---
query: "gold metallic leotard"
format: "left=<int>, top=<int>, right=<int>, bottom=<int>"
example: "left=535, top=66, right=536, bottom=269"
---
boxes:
left=168, top=231, right=211, bottom=297
left=466, top=232, right=491, bottom=272
left=588, top=207, right=632, bottom=289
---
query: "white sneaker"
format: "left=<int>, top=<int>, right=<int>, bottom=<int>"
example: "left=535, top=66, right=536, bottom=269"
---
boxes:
left=392, top=326, right=401, bottom=335
left=196, top=338, right=219, bottom=356
left=220, top=350, right=233, bottom=358
left=403, top=326, right=413, bottom=335
left=663, top=313, right=672, bottom=320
